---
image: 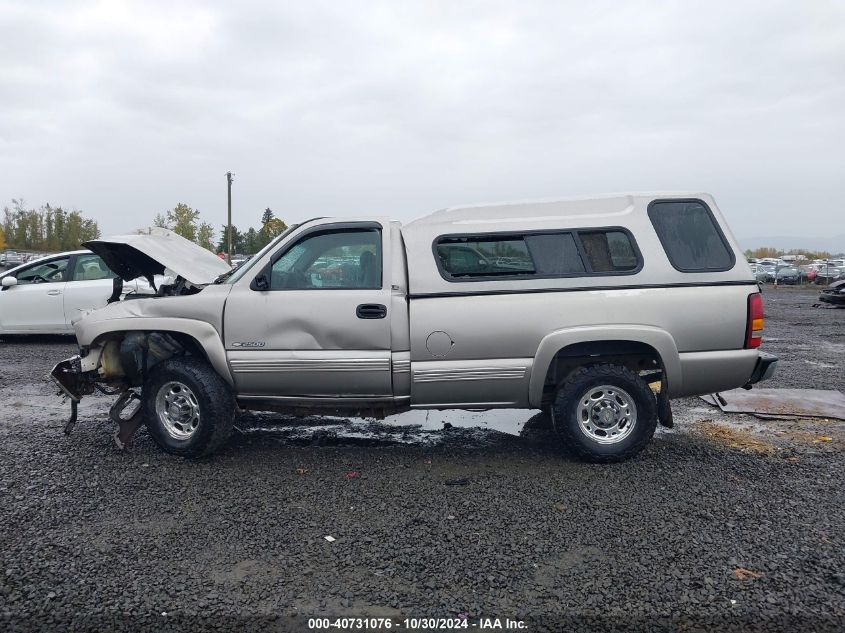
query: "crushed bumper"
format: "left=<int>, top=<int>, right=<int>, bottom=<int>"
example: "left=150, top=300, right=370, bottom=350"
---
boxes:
left=49, top=354, right=144, bottom=448
left=49, top=355, right=92, bottom=402
left=745, top=351, right=778, bottom=386
left=49, top=356, right=90, bottom=435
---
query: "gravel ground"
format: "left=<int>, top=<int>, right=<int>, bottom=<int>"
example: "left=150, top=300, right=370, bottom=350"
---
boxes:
left=0, top=287, right=843, bottom=632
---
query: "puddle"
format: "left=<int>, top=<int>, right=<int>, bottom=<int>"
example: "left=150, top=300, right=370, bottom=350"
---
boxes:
left=0, top=381, right=548, bottom=447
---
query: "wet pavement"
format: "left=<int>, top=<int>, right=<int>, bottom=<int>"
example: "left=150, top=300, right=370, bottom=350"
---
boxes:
left=0, top=287, right=843, bottom=632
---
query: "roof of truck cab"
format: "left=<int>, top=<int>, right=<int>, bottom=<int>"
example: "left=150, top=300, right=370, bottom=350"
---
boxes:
left=404, top=192, right=714, bottom=231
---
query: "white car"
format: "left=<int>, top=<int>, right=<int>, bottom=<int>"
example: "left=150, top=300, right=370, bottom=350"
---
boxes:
left=0, top=250, right=155, bottom=335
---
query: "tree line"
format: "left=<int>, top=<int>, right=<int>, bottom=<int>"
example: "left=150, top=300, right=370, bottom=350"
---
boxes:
left=744, top=247, right=834, bottom=261
left=154, top=204, right=288, bottom=254
left=1, top=199, right=100, bottom=252
left=0, top=199, right=287, bottom=256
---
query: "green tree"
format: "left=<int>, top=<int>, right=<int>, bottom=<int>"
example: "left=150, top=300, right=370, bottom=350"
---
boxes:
left=197, top=222, right=216, bottom=252
left=257, top=208, right=287, bottom=250
left=167, top=203, right=200, bottom=241
left=217, top=225, right=244, bottom=254
left=1, top=200, right=99, bottom=251
left=243, top=227, right=258, bottom=254
left=260, top=207, right=274, bottom=226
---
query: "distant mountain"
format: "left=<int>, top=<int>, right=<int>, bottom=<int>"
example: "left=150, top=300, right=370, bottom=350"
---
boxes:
left=738, top=234, right=845, bottom=255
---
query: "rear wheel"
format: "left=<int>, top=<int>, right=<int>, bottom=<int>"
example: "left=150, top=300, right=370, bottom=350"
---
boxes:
left=143, top=358, right=235, bottom=457
left=552, top=364, right=657, bottom=462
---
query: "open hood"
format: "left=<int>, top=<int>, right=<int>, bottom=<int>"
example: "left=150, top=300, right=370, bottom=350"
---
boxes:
left=84, top=227, right=231, bottom=285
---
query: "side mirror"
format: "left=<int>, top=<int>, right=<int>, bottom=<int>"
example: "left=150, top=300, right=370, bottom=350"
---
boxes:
left=250, top=273, right=269, bottom=291
left=1, top=276, right=17, bottom=289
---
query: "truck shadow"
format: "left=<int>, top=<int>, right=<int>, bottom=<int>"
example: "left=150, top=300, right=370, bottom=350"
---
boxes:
left=226, top=410, right=558, bottom=453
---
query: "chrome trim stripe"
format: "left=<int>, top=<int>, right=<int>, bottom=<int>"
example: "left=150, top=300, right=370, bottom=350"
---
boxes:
left=392, top=359, right=411, bottom=373
left=238, top=395, right=406, bottom=404
left=413, top=366, right=527, bottom=383
left=408, top=280, right=758, bottom=300
left=231, top=358, right=390, bottom=373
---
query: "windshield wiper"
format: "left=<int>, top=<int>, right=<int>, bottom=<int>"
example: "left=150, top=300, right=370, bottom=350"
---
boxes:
left=213, top=269, right=235, bottom=284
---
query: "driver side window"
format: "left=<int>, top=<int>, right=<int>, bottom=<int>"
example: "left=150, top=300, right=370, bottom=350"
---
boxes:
left=269, top=229, right=381, bottom=290
left=15, top=257, right=70, bottom=284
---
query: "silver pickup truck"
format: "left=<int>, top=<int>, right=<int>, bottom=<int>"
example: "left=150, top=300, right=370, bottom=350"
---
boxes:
left=51, top=193, right=777, bottom=462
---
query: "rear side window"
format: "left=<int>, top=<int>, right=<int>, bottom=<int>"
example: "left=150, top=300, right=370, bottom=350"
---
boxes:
left=435, top=237, right=535, bottom=277
left=648, top=200, right=735, bottom=272
left=578, top=230, right=639, bottom=273
left=435, top=229, right=640, bottom=280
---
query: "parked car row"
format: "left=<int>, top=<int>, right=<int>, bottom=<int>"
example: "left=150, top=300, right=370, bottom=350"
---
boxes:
left=749, top=262, right=844, bottom=285
left=0, top=250, right=54, bottom=267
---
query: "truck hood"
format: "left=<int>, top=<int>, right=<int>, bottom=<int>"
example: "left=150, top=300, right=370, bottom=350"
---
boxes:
left=83, top=227, right=231, bottom=285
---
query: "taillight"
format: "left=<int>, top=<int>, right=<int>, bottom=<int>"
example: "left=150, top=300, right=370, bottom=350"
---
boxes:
left=745, top=293, right=764, bottom=348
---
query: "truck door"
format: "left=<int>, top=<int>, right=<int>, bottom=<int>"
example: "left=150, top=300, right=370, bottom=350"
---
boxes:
left=223, top=222, right=393, bottom=399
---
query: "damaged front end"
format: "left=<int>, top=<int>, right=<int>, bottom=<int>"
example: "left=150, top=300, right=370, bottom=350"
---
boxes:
left=48, top=226, right=232, bottom=451
left=50, top=332, right=187, bottom=450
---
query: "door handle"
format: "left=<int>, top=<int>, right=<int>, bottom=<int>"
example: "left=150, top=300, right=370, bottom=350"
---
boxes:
left=47, top=289, right=63, bottom=296
left=356, top=303, right=387, bottom=319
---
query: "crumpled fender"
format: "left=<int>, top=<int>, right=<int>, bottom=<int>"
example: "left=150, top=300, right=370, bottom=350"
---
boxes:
left=528, top=324, right=681, bottom=407
left=76, top=316, right=233, bottom=387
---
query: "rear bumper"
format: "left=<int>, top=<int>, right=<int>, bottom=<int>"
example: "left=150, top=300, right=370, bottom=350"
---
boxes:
left=674, top=349, right=777, bottom=397
left=745, top=351, right=778, bottom=385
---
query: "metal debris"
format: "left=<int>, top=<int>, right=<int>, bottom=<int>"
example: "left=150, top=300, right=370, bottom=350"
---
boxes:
left=701, top=389, right=845, bottom=421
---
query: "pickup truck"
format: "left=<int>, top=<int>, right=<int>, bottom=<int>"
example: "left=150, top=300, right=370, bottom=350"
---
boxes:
left=51, top=193, right=777, bottom=462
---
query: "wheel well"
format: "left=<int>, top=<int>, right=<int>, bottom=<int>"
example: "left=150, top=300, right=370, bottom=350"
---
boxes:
left=541, top=340, right=663, bottom=407
left=90, top=330, right=211, bottom=386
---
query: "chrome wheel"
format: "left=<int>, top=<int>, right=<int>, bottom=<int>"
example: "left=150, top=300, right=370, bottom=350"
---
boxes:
left=576, top=384, right=637, bottom=444
left=154, top=381, right=200, bottom=440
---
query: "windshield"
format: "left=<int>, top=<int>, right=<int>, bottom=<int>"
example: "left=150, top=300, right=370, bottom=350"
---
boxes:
left=222, top=223, right=301, bottom=285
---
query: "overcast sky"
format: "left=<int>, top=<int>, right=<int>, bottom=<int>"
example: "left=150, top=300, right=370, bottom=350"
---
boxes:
left=1, top=1, right=843, bottom=243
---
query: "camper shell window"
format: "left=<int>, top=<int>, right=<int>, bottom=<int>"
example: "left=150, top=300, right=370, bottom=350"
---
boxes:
left=434, top=228, right=642, bottom=281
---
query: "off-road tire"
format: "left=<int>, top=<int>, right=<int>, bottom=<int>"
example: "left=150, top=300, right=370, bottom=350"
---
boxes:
left=552, top=364, right=657, bottom=463
left=143, top=358, right=235, bottom=458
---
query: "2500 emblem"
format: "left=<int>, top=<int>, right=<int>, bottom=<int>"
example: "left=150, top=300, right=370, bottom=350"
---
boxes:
left=231, top=341, right=266, bottom=348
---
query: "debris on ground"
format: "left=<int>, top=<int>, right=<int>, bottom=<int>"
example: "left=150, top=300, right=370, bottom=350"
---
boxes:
left=732, top=567, right=763, bottom=581
left=345, top=471, right=359, bottom=479
left=818, top=279, right=845, bottom=307
left=700, top=388, right=845, bottom=421
left=692, top=421, right=778, bottom=454
left=324, top=535, right=336, bottom=543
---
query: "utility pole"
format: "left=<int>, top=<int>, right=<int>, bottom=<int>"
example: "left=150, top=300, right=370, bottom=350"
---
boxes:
left=226, top=171, right=234, bottom=264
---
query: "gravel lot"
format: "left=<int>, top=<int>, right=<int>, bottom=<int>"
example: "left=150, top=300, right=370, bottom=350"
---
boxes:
left=0, top=287, right=843, bottom=632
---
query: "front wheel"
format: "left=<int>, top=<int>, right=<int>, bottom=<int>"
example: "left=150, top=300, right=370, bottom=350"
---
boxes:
left=143, top=358, right=235, bottom=457
left=552, top=364, right=657, bottom=463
